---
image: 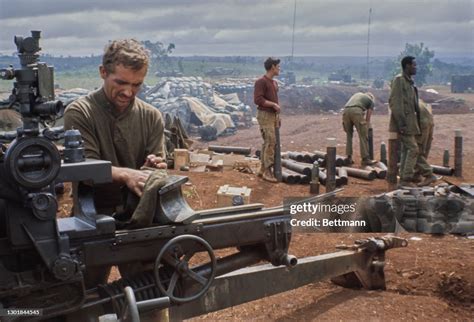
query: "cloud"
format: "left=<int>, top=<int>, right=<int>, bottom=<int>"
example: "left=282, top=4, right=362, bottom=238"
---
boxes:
left=0, top=0, right=472, bottom=57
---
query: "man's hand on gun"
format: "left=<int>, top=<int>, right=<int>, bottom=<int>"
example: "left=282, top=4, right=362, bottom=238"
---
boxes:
left=123, top=168, right=154, bottom=197
left=118, top=155, right=167, bottom=197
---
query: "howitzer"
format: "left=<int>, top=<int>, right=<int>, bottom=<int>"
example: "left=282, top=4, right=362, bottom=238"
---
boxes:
left=0, top=31, right=408, bottom=322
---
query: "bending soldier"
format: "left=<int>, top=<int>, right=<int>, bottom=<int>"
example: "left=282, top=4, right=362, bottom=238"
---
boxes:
left=342, top=92, right=376, bottom=166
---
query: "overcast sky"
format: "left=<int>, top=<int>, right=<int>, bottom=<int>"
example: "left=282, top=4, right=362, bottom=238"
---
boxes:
left=0, top=0, right=472, bottom=57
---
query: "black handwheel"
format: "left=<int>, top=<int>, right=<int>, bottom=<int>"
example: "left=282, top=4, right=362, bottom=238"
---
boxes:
left=154, top=234, right=216, bottom=304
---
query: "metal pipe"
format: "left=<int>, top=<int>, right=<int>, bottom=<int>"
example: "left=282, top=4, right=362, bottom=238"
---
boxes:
left=373, top=167, right=387, bottom=179
left=336, top=167, right=348, bottom=185
left=274, top=121, right=282, bottom=182
left=171, top=236, right=407, bottom=320
left=380, top=142, right=387, bottom=166
left=196, top=203, right=264, bottom=217
left=311, top=161, right=319, bottom=182
left=316, top=157, right=326, bottom=167
left=312, top=150, right=326, bottom=160
left=363, top=166, right=378, bottom=177
left=368, top=127, right=374, bottom=160
left=281, top=159, right=312, bottom=176
left=335, top=175, right=345, bottom=187
left=279, top=254, right=298, bottom=267
left=137, top=297, right=171, bottom=313
left=313, top=150, right=345, bottom=167
left=302, top=153, right=313, bottom=164
left=326, top=139, right=337, bottom=192
left=299, top=174, right=311, bottom=184
left=443, top=149, right=450, bottom=167
left=287, top=151, right=315, bottom=164
left=345, top=167, right=376, bottom=180
left=195, top=251, right=264, bottom=278
left=454, top=130, right=462, bottom=177
left=288, top=151, right=304, bottom=162
left=319, top=169, right=327, bottom=185
left=431, top=165, right=454, bottom=176
left=282, top=169, right=300, bottom=184
left=371, top=161, right=387, bottom=179
left=194, top=208, right=285, bottom=225
left=310, top=180, right=320, bottom=194
left=387, top=132, right=399, bottom=189
left=208, top=145, right=251, bottom=155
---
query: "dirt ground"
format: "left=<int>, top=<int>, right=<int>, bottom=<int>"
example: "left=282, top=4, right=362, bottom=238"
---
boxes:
left=54, top=89, right=474, bottom=321
left=178, top=111, right=474, bottom=321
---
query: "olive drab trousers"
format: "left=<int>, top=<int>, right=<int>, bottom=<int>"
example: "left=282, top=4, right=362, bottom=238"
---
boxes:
left=416, top=123, right=434, bottom=159
left=342, top=107, right=369, bottom=161
left=399, top=134, right=433, bottom=181
left=257, top=109, right=277, bottom=172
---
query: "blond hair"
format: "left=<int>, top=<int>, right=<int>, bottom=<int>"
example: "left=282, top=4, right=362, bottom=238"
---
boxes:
left=102, top=39, right=149, bottom=74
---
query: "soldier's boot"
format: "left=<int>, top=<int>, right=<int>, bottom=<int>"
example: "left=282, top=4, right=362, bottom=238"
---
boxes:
left=361, top=158, right=377, bottom=166
left=262, top=169, right=278, bottom=183
left=417, top=174, right=437, bottom=187
left=398, top=181, right=417, bottom=188
left=346, top=155, right=354, bottom=165
left=412, top=173, right=423, bottom=183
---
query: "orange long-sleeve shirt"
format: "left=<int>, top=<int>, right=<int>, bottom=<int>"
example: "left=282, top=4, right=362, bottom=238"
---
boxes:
left=254, top=75, right=279, bottom=113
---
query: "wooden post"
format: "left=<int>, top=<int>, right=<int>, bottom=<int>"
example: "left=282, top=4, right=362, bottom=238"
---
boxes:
left=454, top=130, right=463, bottom=177
left=387, top=132, right=399, bottom=190
left=326, top=138, right=337, bottom=192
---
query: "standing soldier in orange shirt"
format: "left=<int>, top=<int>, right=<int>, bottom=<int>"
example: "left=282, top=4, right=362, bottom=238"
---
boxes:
left=254, top=57, right=281, bottom=183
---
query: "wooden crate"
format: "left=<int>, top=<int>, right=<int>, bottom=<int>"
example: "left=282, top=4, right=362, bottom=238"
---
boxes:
left=217, top=185, right=251, bottom=207
left=173, top=149, right=189, bottom=170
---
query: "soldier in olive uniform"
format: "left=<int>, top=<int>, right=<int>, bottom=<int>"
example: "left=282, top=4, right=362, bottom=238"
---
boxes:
left=389, top=56, right=436, bottom=187
left=400, top=99, right=435, bottom=181
left=342, top=92, right=376, bottom=166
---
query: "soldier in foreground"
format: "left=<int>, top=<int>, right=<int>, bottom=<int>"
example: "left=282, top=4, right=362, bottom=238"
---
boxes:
left=254, top=57, right=281, bottom=183
left=342, top=92, right=376, bottom=166
left=389, top=56, right=436, bottom=187
left=64, top=39, right=167, bottom=215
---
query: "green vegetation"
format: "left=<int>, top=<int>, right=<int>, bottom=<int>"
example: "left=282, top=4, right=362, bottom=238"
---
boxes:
left=1, top=49, right=473, bottom=93
left=390, top=43, right=435, bottom=87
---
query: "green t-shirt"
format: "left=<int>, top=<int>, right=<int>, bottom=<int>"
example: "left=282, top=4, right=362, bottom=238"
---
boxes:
left=344, top=93, right=374, bottom=111
left=64, top=88, right=165, bottom=213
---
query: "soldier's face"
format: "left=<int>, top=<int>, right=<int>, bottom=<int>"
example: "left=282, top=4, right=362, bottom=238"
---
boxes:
left=100, top=64, right=147, bottom=111
left=407, top=61, right=417, bottom=76
left=272, top=64, right=281, bottom=76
